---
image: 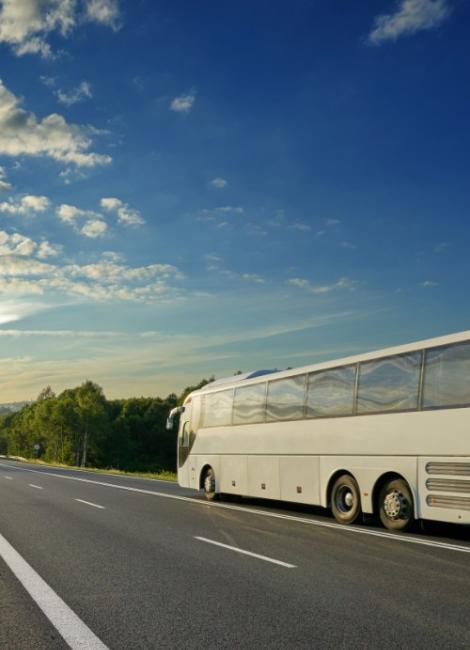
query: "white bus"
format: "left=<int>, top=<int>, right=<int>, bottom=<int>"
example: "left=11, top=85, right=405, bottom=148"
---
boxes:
left=167, top=330, right=470, bottom=531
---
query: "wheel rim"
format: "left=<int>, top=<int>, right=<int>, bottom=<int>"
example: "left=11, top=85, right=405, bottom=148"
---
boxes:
left=335, top=485, right=356, bottom=514
left=383, top=489, right=410, bottom=520
left=204, top=472, right=214, bottom=494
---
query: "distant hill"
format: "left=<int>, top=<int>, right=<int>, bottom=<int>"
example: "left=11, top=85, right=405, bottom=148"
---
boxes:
left=0, top=401, right=30, bottom=415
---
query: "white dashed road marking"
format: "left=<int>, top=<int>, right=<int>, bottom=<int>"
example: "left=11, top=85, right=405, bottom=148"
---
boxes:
left=75, top=499, right=105, bottom=510
left=0, top=532, right=109, bottom=650
left=195, top=536, right=296, bottom=568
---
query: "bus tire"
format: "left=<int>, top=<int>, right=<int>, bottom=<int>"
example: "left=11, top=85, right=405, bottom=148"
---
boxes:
left=331, top=474, right=361, bottom=525
left=378, top=478, right=414, bottom=531
left=203, top=467, right=217, bottom=501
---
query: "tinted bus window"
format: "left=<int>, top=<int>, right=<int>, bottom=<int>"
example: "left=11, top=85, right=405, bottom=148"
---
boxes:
left=233, top=383, right=266, bottom=424
left=202, top=389, right=233, bottom=427
left=266, top=375, right=306, bottom=421
left=357, top=352, right=421, bottom=414
left=306, top=366, right=355, bottom=418
left=423, top=341, right=470, bottom=408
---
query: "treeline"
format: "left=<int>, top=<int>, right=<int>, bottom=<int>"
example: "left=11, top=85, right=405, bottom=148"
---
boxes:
left=0, top=378, right=211, bottom=472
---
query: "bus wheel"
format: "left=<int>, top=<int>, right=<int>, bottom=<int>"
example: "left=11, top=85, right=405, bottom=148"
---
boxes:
left=331, top=474, right=361, bottom=525
left=203, top=467, right=217, bottom=501
left=378, top=478, right=414, bottom=531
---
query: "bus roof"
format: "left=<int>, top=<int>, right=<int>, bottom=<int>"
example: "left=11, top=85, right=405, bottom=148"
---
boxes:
left=190, top=329, right=470, bottom=397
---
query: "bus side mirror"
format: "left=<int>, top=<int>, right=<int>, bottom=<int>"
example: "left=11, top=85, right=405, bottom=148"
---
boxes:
left=166, top=406, right=185, bottom=431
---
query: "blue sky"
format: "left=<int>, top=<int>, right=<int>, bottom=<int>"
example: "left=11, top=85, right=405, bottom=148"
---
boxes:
left=0, top=0, right=469, bottom=401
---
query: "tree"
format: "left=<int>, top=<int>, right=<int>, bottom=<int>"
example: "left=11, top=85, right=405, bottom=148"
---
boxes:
left=76, top=381, right=107, bottom=467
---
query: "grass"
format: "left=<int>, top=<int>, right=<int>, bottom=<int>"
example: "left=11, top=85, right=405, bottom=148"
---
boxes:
left=0, top=455, right=177, bottom=482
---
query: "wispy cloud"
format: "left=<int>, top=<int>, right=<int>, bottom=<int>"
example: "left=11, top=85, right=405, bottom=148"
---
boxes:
left=368, top=0, right=451, bottom=45
left=210, top=177, right=228, bottom=189
left=0, top=0, right=122, bottom=58
left=57, top=81, right=93, bottom=106
left=288, top=276, right=357, bottom=294
left=419, top=280, right=439, bottom=287
left=170, top=93, right=196, bottom=114
left=85, top=0, right=121, bottom=30
left=0, top=80, right=111, bottom=167
left=0, top=166, right=12, bottom=191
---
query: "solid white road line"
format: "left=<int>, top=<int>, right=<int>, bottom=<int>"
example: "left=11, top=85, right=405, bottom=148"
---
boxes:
left=0, top=532, right=109, bottom=650
left=75, top=499, right=105, bottom=510
left=28, top=484, right=43, bottom=490
left=1, top=461, right=470, bottom=556
left=195, top=536, right=296, bottom=568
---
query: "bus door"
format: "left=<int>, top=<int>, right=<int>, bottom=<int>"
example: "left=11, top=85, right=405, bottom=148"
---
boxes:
left=177, top=419, right=190, bottom=486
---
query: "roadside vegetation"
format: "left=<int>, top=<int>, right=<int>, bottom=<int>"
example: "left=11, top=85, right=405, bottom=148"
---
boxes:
left=0, top=378, right=212, bottom=475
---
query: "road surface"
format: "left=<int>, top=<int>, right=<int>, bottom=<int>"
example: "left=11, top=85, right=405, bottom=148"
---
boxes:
left=0, top=458, right=469, bottom=649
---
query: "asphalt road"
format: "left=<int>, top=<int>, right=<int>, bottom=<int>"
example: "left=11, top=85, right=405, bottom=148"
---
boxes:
left=1, top=459, right=469, bottom=649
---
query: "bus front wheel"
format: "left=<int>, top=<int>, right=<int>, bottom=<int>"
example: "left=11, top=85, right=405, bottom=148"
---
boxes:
left=378, top=478, right=414, bottom=531
left=203, top=467, right=217, bottom=501
left=331, top=474, right=361, bottom=525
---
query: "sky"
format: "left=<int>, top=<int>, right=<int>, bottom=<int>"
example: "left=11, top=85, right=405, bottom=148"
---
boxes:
left=0, top=0, right=469, bottom=402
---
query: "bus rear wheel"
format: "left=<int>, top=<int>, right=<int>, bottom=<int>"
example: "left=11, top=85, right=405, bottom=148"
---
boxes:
left=202, top=467, right=217, bottom=501
left=378, top=478, right=414, bottom=531
left=331, top=474, right=361, bottom=525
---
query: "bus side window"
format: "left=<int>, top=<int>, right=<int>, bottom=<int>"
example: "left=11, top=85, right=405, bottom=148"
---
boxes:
left=266, top=375, right=306, bottom=421
left=202, top=389, right=233, bottom=427
left=306, top=366, right=355, bottom=418
left=357, top=352, right=421, bottom=414
left=423, top=341, right=470, bottom=408
left=233, top=383, right=267, bottom=424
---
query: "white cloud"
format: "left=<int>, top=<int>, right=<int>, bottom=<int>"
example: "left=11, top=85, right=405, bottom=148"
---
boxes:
left=85, top=0, right=121, bottom=30
left=0, top=80, right=111, bottom=167
left=56, top=203, right=107, bottom=238
left=100, top=197, right=145, bottom=226
left=0, top=230, right=61, bottom=259
left=170, top=94, right=195, bottom=114
left=419, top=280, right=439, bottom=287
left=0, top=166, right=12, bottom=191
left=0, top=194, right=50, bottom=215
left=0, top=231, right=36, bottom=256
left=0, top=0, right=121, bottom=58
left=0, top=250, right=184, bottom=304
left=0, top=255, right=53, bottom=277
left=210, top=177, right=228, bottom=189
left=288, top=276, right=356, bottom=294
left=57, top=81, right=93, bottom=106
left=0, top=0, right=75, bottom=58
left=368, top=0, right=450, bottom=45
left=65, top=260, right=181, bottom=284
left=36, top=240, right=62, bottom=259
left=80, top=219, right=107, bottom=238
left=56, top=203, right=94, bottom=224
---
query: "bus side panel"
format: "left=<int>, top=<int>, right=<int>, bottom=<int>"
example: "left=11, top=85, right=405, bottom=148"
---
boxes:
left=220, top=455, right=248, bottom=494
left=247, top=456, right=280, bottom=499
left=418, top=456, right=470, bottom=524
left=319, top=456, right=418, bottom=515
left=279, top=456, right=320, bottom=505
